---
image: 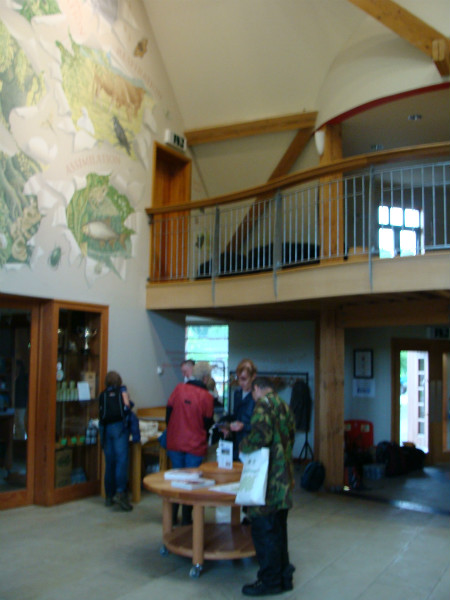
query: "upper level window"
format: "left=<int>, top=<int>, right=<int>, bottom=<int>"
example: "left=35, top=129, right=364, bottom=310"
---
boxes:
left=378, top=206, right=423, bottom=258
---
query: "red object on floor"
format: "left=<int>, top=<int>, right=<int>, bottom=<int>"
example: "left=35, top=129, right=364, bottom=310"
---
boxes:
left=344, top=419, right=374, bottom=451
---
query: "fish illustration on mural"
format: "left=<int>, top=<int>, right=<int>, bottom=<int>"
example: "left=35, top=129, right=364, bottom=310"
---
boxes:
left=66, top=173, right=135, bottom=278
left=82, top=220, right=127, bottom=249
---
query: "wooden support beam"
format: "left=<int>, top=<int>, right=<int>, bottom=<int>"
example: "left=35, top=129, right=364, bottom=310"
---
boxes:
left=185, top=112, right=317, bottom=146
left=339, top=298, right=450, bottom=328
left=348, top=0, right=450, bottom=75
left=316, top=309, right=345, bottom=488
left=432, top=38, right=450, bottom=77
left=320, top=124, right=344, bottom=258
left=227, top=127, right=314, bottom=253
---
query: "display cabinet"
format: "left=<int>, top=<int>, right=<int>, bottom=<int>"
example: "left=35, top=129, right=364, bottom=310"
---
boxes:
left=34, top=300, right=108, bottom=505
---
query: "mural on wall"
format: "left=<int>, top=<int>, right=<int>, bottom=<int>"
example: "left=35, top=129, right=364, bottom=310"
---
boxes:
left=0, top=0, right=160, bottom=283
left=0, top=19, right=45, bottom=266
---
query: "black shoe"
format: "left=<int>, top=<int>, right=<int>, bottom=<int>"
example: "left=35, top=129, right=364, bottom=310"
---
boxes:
left=113, top=492, right=133, bottom=512
left=282, top=564, right=295, bottom=590
left=242, top=580, right=283, bottom=596
left=105, top=496, right=114, bottom=507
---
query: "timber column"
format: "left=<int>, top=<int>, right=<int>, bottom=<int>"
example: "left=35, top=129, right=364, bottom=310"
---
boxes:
left=315, top=308, right=345, bottom=488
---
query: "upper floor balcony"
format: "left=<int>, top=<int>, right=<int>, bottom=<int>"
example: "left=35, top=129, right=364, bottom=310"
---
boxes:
left=146, top=142, right=450, bottom=321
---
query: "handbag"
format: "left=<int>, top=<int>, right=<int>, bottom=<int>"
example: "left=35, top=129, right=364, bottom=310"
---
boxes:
left=235, top=447, right=270, bottom=506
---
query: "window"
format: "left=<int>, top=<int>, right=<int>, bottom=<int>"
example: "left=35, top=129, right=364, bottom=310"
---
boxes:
left=185, top=323, right=229, bottom=409
left=378, top=206, right=423, bottom=258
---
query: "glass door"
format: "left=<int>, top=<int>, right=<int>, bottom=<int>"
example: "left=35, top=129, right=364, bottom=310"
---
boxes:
left=0, top=307, right=31, bottom=500
left=55, top=308, right=101, bottom=489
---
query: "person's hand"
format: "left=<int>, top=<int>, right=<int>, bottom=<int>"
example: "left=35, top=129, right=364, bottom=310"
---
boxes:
left=219, top=424, right=231, bottom=438
left=230, top=420, right=244, bottom=432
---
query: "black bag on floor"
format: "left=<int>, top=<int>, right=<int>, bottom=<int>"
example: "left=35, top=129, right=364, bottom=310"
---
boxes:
left=400, top=445, right=425, bottom=472
left=301, top=461, right=325, bottom=491
left=376, top=441, right=406, bottom=477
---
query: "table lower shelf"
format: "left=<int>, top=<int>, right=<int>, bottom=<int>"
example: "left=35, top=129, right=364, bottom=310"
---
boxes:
left=163, top=523, right=255, bottom=561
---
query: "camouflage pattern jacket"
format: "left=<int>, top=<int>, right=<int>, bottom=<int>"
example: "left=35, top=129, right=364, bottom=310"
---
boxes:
left=240, top=391, right=296, bottom=516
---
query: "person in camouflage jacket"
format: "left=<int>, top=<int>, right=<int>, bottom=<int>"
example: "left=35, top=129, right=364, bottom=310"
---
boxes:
left=239, top=376, right=296, bottom=596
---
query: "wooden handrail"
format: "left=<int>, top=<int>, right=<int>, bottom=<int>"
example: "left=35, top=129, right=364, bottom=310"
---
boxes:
left=146, top=142, right=450, bottom=217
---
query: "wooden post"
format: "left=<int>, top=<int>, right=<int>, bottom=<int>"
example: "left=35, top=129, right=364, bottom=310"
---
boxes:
left=316, top=308, right=345, bottom=488
left=319, top=124, right=344, bottom=259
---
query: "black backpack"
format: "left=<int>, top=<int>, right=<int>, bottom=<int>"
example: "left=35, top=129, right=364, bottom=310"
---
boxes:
left=301, top=461, right=325, bottom=491
left=99, top=387, right=124, bottom=424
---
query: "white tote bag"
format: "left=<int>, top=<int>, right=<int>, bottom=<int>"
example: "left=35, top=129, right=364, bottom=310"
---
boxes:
left=235, top=447, right=270, bottom=506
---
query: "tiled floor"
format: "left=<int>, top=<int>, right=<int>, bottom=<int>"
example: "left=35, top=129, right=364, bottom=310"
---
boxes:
left=0, top=471, right=449, bottom=600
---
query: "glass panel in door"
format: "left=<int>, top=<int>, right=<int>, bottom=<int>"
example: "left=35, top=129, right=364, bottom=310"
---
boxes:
left=0, top=310, right=30, bottom=493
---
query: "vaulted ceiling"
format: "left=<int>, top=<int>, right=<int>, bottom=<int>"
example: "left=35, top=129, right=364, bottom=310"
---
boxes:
left=144, top=0, right=450, bottom=199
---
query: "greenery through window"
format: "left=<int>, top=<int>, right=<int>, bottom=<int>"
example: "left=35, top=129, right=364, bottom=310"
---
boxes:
left=185, top=323, right=229, bottom=410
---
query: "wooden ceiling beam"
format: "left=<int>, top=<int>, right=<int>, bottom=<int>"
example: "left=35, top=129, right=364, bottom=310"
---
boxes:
left=339, top=298, right=450, bottom=328
left=185, top=112, right=317, bottom=146
left=348, top=0, right=450, bottom=76
left=226, top=126, right=315, bottom=253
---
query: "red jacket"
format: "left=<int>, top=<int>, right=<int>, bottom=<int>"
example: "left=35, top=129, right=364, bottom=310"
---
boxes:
left=166, top=382, right=214, bottom=456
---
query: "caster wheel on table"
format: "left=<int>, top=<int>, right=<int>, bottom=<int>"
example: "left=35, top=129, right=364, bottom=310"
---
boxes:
left=159, top=544, right=169, bottom=556
left=189, top=564, right=202, bottom=578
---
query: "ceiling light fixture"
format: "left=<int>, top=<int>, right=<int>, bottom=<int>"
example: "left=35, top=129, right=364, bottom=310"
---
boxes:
left=408, top=114, right=422, bottom=121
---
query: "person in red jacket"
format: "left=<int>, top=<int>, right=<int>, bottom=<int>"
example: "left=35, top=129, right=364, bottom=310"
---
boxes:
left=166, top=361, right=214, bottom=525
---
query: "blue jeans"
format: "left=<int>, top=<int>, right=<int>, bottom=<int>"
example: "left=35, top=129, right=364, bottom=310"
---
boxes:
left=167, top=450, right=203, bottom=470
left=103, top=420, right=129, bottom=497
left=167, top=451, right=203, bottom=524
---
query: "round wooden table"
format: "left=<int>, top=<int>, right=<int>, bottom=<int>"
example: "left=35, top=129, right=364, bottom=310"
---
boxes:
left=143, top=461, right=255, bottom=577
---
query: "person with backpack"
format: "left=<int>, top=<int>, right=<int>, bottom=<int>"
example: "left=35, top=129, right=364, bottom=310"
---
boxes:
left=239, top=376, right=296, bottom=596
left=99, top=370, right=133, bottom=512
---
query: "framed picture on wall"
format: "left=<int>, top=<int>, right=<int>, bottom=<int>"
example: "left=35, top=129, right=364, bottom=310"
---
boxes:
left=353, top=349, right=373, bottom=379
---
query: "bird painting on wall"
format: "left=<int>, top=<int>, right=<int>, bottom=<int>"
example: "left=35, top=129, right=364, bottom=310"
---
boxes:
left=112, top=115, right=131, bottom=155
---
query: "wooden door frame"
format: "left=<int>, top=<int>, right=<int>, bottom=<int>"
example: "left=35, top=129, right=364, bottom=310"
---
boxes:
left=391, top=338, right=450, bottom=464
left=150, top=142, right=191, bottom=281
left=0, top=294, right=41, bottom=509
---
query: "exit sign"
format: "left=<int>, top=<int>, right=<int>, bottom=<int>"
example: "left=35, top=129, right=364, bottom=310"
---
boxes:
left=164, top=129, right=187, bottom=152
left=427, top=326, right=450, bottom=339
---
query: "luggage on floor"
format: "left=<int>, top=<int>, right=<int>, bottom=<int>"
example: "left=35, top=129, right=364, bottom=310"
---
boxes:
left=301, top=461, right=325, bottom=491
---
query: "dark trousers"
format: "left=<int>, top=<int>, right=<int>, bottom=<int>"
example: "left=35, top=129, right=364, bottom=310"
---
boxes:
left=250, top=509, right=294, bottom=589
left=103, top=421, right=129, bottom=497
left=167, top=450, right=203, bottom=525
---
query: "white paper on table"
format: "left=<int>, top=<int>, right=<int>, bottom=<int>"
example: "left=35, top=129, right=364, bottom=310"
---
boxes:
left=217, top=439, right=233, bottom=469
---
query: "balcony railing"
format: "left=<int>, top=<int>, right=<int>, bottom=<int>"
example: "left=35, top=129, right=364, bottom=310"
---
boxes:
left=146, top=143, right=450, bottom=283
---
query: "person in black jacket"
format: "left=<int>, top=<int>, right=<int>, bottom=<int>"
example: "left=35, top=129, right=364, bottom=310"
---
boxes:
left=99, top=371, right=133, bottom=512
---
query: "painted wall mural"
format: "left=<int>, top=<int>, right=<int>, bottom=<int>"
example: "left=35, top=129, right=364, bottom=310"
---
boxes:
left=0, top=0, right=158, bottom=284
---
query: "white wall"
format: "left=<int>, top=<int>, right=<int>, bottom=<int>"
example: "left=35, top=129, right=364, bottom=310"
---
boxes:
left=0, top=1, right=190, bottom=406
left=345, top=324, right=432, bottom=445
left=228, top=319, right=436, bottom=456
left=229, top=320, right=316, bottom=457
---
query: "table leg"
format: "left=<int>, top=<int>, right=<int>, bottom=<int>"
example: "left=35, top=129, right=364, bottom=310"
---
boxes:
left=192, top=504, right=205, bottom=571
left=162, top=498, right=173, bottom=534
left=231, top=506, right=241, bottom=525
left=130, top=443, right=141, bottom=503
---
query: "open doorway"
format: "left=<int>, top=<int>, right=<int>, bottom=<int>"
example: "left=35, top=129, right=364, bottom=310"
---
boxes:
left=392, top=338, right=450, bottom=465
left=399, top=350, right=429, bottom=453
